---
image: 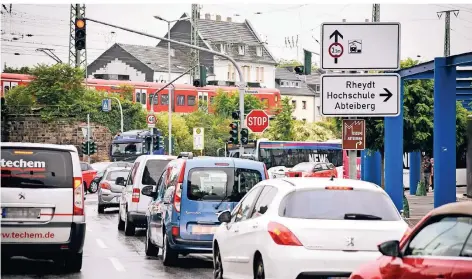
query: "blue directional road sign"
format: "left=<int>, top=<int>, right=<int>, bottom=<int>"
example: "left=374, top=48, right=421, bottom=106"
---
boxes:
left=102, top=99, right=111, bottom=112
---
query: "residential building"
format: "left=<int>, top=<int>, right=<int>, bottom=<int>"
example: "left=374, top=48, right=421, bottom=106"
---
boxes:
left=275, top=68, right=322, bottom=122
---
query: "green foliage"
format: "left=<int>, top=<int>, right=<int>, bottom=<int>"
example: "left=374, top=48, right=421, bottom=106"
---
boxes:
left=4, top=86, right=36, bottom=113
left=402, top=192, right=410, bottom=218
left=264, top=97, right=295, bottom=140
left=117, top=85, right=134, bottom=102
left=2, top=66, right=32, bottom=74
left=211, top=89, right=264, bottom=117
left=416, top=180, right=427, bottom=196
left=277, top=59, right=319, bottom=72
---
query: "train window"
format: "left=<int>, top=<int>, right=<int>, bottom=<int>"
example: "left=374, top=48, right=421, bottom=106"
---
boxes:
left=140, top=93, right=147, bottom=105
left=136, top=92, right=141, bottom=103
left=188, top=96, right=196, bottom=106
left=161, top=94, right=169, bottom=105
left=149, top=94, right=158, bottom=105
left=177, top=95, right=185, bottom=106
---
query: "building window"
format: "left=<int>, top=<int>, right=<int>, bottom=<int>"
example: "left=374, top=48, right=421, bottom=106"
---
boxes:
left=188, top=96, right=196, bottom=106
left=302, top=101, right=307, bottom=109
left=256, top=46, right=263, bottom=57
left=260, top=67, right=264, bottom=82
left=160, top=94, right=169, bottom=105
left=177, top=95, right=185, bottom=106
left=295, top=82, right=300, bottom=87
left=315, top=84, right=320, bottom=92
left=238, top=44, right=246, bottom=55
left=220, top=44, right=227, bottom=54
left=292, top=100, right=296, bottom=108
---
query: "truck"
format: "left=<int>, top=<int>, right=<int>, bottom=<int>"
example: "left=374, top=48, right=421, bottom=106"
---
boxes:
left=109, top=129, right=165, bottom=162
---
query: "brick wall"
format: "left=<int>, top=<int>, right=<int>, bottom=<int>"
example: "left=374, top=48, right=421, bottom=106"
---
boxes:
left=3, top=116, right=113, bottom=163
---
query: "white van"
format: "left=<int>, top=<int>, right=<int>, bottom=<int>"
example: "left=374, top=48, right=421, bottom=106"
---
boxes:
left=117, top=155, right=176, bottom=236
left=1, top=142, right=86, bottom=272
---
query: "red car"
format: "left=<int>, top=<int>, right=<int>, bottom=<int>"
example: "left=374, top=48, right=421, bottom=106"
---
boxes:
left=285, top=162, right=338, bottom=178
left=349, top=201, right=472, bottom=279
left=81, top=162, right=97, bottom=193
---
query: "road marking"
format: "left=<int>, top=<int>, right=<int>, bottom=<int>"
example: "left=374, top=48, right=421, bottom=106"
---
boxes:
left=96, top=238, right=107, bottom=249
left=109, top=257, right=126, bottom=272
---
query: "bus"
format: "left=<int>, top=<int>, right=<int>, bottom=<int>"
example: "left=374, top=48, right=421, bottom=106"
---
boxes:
left=226, top=139, right=361, bottom=179
left=109, top=129, right=165, bottom=162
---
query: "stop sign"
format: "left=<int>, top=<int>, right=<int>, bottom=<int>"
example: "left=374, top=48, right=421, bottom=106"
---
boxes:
left=246, top=109, right=270, bottom=133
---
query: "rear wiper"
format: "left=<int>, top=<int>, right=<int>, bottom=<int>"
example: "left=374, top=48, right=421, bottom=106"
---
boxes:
left=214, top=193, right=229, bottom=210
left=344, top=213, right=382, bottom=220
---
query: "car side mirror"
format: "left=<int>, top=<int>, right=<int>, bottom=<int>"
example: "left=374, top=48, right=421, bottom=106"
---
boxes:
left=378, top=240, right=401, bottom=258
left=115, top=177, right=125, bottom=186
left=141, top=185, right=154, bottom=197
left=218, top=210, right=231, bottom=223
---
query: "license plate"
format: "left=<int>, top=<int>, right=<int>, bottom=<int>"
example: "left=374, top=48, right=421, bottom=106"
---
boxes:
left=2, top=208, right=41, bottom=219
left=191, top=225, right=217, bottom=234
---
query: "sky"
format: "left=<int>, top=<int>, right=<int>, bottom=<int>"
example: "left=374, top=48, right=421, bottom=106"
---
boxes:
left=1, top=3, right=472, bottom=71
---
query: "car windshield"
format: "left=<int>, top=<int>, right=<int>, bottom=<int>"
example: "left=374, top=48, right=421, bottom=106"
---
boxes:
left=106, top=170, right=130, bottom=182
left=187, top=167, right=263, bottom=202
left=291, top=162, right=314, bottom=172
left=111, top=142, right=144, bottom=155
left=1, top=147, right=73, bottom=188
left=142, top=159, right=172, bottom=186
left=279, top=189, right=400, bottom=221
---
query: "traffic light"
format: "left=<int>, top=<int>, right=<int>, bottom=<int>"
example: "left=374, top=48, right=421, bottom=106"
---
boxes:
left=294, top=65, right=304, bottom=75
left=74, top=18, right=86, bottom=50
left=294, top=50, right=312, bottom=75
left=229, top=122, right=239, bottom=144
left=240, top=128, right=249, bottom=145
left=193, top=65, right=207, bottom=87
left=89, top=141, right=97, bottom=155
left=231, top=110, right=240, bottom=120
left=156, top=136, right=165, bottom=149
left=81, top=141, right=89, bottom=155
left=152, top=136, right=159, bottom=150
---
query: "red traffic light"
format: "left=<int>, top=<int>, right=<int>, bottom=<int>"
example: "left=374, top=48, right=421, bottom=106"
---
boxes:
left=229, top=123, right=237, bottom=129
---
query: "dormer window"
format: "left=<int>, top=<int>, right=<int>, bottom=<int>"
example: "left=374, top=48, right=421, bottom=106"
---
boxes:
left=238, top=44, right=246, bottom=55
left=220, top=43, right=227, bottom=54
left=256, top=46, right=263, bottom=57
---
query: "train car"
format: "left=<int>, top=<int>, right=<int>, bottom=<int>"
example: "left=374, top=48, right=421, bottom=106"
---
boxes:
left=1, top=73, right=281, bottom=115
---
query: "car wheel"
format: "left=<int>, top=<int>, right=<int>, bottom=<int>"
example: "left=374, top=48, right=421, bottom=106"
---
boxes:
left=98, top=204, right=105, bottom=214
left=254, top=255, right=265, bottom=279
left=89, top=181, right=98, bottom=193
left=62, top=252, right=83, bottom=273
left=117, top=208, right=125, bottom=231
left=162, top=233, right=178, bottom=266
left=213, top=245, right=223, bottom=279
left=145, top=226, right=159, bottom=256
left=124, top=211, right=136, bottom=236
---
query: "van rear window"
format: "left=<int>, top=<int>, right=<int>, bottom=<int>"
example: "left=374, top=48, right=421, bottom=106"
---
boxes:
left=1, top=148, right=73, bottom=188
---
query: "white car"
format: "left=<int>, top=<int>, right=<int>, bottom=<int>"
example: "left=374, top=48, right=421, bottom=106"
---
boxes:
left=1, top=142, right=86, bottom=272
left=212, top=177, right=409, bottom=279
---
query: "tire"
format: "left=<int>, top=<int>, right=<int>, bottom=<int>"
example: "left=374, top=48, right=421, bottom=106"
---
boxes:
left=124, top=212, right=136, bottom=236
left=89, top=181, right=98, bottom=193
left=145, top=226, right=159, bottom=257
left=162, top=233, right=178, bottom=266
left=213, top=245, right=223, bottom=279
left=98, top=204, right=105, bottom=214
left=63, top=252, right=83, bottom=273
left=117, top=209, right=125, bottom=231
left=254, top=255, right=265, bottom=279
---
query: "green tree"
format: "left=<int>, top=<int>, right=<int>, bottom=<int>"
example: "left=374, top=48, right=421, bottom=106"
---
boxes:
left=2, top=66, right=32, bottom=74
left=4, top=86, right=36, bottom=113
left=277, top=59, right=302, bottom=68
left=264, top=97, right=295, bottom=140
left=154, top=112, right=193, bottom=154
left=117, top=85, right=134, bottom=102
left=212, top=89, right=264, bottom=118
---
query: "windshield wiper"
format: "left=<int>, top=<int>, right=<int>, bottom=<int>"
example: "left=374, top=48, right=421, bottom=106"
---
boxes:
left=344, top=213, right=382, bottom=220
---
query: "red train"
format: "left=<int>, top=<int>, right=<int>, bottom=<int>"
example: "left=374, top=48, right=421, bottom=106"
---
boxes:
left=1, top=73, right=281, bottom=115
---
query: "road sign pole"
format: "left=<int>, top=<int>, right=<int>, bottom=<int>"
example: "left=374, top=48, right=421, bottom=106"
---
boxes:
left=87, top=113, right=90, bottom=164
left=348, top=118, right=358, bottom=180
left=238, top=84, right=245, bottom=157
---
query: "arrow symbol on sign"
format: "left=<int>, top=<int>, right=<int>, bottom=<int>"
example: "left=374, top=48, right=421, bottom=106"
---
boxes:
left=356, top=141, right=362, bottom=149
left=329, top=30, right=343, bottom=43
left=379, top=88, right=393, bottom=102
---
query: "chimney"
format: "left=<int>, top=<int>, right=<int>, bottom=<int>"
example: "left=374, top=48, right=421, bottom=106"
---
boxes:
left=227, top=17, right=232, bottom=22
left=216, top=14, right=221, bottom=21
left=205, top=13, right=210, bottom=20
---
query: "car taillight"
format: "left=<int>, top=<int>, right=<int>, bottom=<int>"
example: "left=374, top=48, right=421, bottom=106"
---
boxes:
left=172, top=226, right=179, bottom=236
left=174, top=161, right=186, bottom=213
left=100, top=182, right=111, bottom=190
left=267, top=222, right=302, bottom=246
left=132, top=188, right=140, bottom=203
left=73, top=177, right=84, bottom=215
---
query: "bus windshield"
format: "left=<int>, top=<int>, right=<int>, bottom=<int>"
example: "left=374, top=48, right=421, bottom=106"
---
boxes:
left=257, top=141, right=343, bottom=169
left=111, top=142, right=145, bottom=156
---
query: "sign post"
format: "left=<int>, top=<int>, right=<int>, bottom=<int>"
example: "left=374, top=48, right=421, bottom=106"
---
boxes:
left=321, top=21, right=401, bottom=180
left=193, top=127, right=204, bottom=152
left=246, top=109, right=270, bottom=133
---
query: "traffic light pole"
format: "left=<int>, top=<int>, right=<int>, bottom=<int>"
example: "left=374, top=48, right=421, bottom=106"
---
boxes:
left=84, top=17, right=247, bottom=157
left=87, top=113, right=91, bottom=164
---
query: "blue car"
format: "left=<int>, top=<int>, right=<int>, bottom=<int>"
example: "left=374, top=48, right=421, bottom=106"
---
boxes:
left=141, top=156, right=268, bottom=266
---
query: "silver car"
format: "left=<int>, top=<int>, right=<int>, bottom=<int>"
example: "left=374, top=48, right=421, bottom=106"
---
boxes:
left=97, top=167, right=130, bottom=213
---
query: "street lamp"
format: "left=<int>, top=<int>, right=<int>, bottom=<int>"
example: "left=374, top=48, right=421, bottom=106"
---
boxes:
left=153, top=15, right=190, bottom=155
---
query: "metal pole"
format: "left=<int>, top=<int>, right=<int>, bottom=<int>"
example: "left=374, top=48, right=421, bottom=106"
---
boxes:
left=109, top=97, right=123, bottom=133
left=87, top=113, right=91, bottom=164
left=84, top=17, right=247, bottom=155
left=168, top=21, right=172, bottom=155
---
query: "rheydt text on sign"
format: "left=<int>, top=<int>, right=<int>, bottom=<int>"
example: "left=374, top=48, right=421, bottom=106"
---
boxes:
left=342, top=119, right=366, bottom=150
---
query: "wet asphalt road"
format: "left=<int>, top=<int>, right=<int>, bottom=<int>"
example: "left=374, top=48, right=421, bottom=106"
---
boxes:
left=1, top=193, right=214, bottom=279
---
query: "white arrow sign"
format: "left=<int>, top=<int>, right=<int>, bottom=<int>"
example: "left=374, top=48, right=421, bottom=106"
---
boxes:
left=321, top=74, right=400, bottom=117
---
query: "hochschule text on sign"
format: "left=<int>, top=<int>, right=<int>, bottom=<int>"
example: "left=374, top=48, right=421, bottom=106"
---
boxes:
left=325, top=81, right=379, bottom=112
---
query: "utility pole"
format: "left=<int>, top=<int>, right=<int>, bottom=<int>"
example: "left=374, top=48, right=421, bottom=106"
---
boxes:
left=69, top=4, right=87, bottom=68
left=190, top=3, right=200, bottom=83
left=437, top=9, right=459, bottom=57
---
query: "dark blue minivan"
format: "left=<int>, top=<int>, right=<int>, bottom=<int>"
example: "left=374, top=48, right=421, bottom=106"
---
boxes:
left=141, top=157, right=268, bottom=266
